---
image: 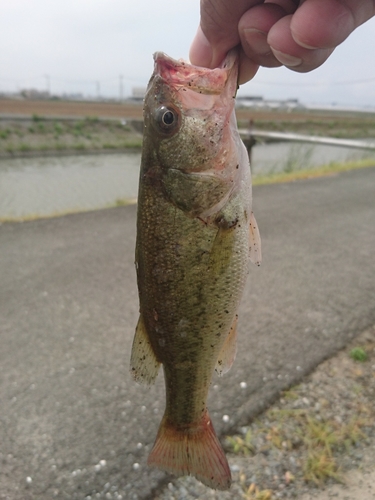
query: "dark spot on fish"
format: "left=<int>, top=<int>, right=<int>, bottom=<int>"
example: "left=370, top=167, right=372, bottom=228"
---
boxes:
left=236, top=164, right=239, bottom=169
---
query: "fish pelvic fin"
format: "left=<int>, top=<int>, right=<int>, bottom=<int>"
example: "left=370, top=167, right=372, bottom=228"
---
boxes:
left=147, top=410, right=231, bottom=490
left=130, top=315, right=161, bottom=384
left=215, top=314, right=238, bottom=376
left=249, top=211, right=262, bottom=266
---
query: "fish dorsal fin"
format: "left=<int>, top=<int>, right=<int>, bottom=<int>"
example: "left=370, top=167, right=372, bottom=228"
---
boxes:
left=130, top=315, right=161, bottom=384
left=215, top=315, right=238, bottom=376
left=249, top=211, right=262, bottom=266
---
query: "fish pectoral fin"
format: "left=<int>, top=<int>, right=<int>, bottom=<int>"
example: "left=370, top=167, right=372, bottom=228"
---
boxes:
left=215, top=315, right=238, bottom=376
left=130, top=315, right=161, bottom=384
left=249, top=211, right=262, bottom=266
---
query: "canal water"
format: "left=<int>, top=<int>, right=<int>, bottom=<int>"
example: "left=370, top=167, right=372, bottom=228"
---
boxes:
left=0, top=142, right=373, bottom=220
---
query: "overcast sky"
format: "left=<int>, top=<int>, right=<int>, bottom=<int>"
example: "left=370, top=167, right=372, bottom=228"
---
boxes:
left=1, top=0, right=375, bottom=108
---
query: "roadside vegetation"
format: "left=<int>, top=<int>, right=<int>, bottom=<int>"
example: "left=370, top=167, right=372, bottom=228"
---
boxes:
left=224, top=331, right=375, bottom=499
left=253, top=157, right=375, bottom=185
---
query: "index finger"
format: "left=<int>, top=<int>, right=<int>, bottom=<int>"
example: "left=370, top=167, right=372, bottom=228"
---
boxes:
left=190, top=0, right=264, bottom=68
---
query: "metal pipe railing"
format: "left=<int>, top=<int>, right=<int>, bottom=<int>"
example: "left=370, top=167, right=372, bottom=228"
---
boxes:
left=239, top=129, right=375, bottom=149
left=239, top=128, right=375, bottom=161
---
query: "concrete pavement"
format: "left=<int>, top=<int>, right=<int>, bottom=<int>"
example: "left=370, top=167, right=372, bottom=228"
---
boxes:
left=1, top=166, right=374, bottom=499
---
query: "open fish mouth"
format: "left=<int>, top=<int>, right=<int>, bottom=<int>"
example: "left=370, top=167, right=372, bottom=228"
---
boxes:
left=153, top=50, right=239, bottom=98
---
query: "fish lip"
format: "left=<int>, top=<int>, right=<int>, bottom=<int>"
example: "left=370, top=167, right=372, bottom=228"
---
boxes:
left=153, top=50, right=239, bottom=97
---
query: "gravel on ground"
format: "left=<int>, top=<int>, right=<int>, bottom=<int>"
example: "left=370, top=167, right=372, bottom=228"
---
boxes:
left=153, top=325, right=375, bottom=500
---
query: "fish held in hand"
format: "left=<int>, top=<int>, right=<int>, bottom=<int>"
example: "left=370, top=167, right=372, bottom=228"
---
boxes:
left=130, top=49, right=261, bottom=490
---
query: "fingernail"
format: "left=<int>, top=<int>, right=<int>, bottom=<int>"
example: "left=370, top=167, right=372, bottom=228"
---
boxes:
left=243, top=29, right=271, bottom=56
left=189, top=26, right=213, bottom=67
left=271, top=49, right=302, bottom=67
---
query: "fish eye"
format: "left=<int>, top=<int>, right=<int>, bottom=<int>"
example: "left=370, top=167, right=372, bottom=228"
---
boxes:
left=154, top=105, right=180, bottom=134
left=162, top=110, right=174, bottom=125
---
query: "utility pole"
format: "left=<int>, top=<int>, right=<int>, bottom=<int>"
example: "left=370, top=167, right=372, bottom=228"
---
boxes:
left=96, top=80, right=100, bottom=100
left=45, top=74, right=50, bottom=96
left=119, top=74, right=123, bottom=102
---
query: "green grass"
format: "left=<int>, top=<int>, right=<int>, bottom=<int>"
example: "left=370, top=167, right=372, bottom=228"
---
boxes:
left=0, top=115, right=144, bottom=156
left=54, top=122, right=64, bottom=134
left=226, top=429, right=255, bottom=456
left=253, top=158, right=375, bottom=185
left=226, top=386, right=371, bottom=487
left=350, top=347, right=368, bottom=362
left=237, top=116, right=375, bottom=139
left=31, top=114, right=44, bottom=122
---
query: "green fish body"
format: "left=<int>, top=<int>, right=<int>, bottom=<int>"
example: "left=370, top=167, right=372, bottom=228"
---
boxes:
left=130, top=50, right=261, bottom=490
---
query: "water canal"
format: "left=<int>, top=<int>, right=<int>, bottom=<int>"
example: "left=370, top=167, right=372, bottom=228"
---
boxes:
left=0, top=142, right=372, bottom=220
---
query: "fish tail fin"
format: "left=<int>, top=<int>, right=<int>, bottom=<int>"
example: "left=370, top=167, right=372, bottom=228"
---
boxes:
left=147, top=410, right=231, bottom=490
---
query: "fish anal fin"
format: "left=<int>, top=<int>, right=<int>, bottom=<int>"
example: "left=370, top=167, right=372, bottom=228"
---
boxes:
left=249, top=211, right=262, bottom=266
left=215, top=315, right=238, bottom=376
left=130, top=315, right=160, bottom=384
left=147, top=410, right=231, bottom=490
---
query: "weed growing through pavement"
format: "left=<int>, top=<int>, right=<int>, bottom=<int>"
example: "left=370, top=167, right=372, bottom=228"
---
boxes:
left=350, top=347, right=368, bottom=362
left=239, top=477, right=273, bottom=500
left=226, top=429, right=256, bottom=456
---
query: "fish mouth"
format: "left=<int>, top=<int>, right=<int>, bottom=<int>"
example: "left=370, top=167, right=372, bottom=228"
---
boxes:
left=153, top=50, right=239, bottom=98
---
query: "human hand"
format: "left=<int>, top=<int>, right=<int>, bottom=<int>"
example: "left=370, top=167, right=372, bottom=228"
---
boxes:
left=190, top=0, right=375, bottom=84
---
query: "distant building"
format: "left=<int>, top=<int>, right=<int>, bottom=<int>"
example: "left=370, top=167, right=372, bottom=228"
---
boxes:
left=236, top=96, right=304, bottom=110
left=20, top=88, right=50, bottom=100
left=131, top=87, right=147, bottom=101
left=236, top=95, right=264, bottom=103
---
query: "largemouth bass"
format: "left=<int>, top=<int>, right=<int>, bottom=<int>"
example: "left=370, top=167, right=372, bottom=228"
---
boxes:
left=130, top=49, right=261, bottom=490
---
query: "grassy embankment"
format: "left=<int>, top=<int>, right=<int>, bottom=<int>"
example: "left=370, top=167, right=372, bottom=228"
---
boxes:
left=1, top=109, right=375, bottom=183
left=0, top=114, right=143, bottom=156
left=252, top=158, right=375, bottom=185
